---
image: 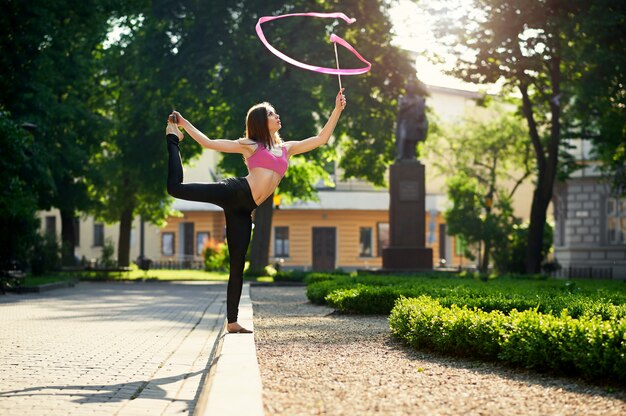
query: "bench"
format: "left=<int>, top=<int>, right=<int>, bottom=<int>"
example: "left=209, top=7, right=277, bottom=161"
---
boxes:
left=0, top=269, right=26, bottom=294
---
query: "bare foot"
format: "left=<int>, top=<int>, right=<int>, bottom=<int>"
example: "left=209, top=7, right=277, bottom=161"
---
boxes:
left=227, top=322, right=253, bottom=333
left=165, top=121, right=183, bottom=141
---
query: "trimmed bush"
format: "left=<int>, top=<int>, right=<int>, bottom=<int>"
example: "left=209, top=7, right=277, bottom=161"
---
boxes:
left=309, top=274, right=626, bottom=320
left=306, top=278, right=353, bottom=304
left=272, top=271, right=343, bottom=283
left=273, top=270, right=308, bottom=282
left=325, top=285, right=405, bottom=314
left=389, top=296, right=626, bottom=382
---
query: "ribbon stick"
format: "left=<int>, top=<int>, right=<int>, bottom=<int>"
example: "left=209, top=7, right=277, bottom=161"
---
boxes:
left=333, top=42, right=342, bottom=90
left=255, top=12, right=372, bottom=76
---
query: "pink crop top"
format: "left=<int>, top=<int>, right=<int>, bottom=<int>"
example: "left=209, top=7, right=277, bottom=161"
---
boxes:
left=246, top=145, right=289, bottom=177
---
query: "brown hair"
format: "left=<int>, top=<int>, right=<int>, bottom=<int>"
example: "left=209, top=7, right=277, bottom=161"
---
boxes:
left=245, top=102, right=281, bottom=148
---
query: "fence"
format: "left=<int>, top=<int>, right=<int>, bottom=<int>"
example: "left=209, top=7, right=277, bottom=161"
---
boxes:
left=149, top=258, right=204, bottom=270
left=551, top=266, right=613, bottom=280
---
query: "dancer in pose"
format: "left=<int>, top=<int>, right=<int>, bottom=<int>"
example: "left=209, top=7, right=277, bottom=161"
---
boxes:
left=166, top=89, right=346, bottom=333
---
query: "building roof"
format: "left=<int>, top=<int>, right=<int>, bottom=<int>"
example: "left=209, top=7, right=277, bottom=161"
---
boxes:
left=171, top=199, right=223, bottom=212
left=426, top=84, right=486, bottom=99
left=172, top=191, right=449, bottom=212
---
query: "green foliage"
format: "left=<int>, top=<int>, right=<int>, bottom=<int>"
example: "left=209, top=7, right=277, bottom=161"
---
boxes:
left=203, top=239, right=229, bottom=272
left=389, top=296, right=626, bottom=382
left=427, top=0, right=621, bottom=272
left=0, top=0, right=126, bottom=264
left=424, top=108, right=533, bottom=272
left=326, top=285, right=400, bottom=315
left=273, top=270, right=309, bottom=282
left=99, top=238, right=117, bottom=269
left=29, top=233, right=61, bottom=276
left=0, top=112, right=52, bottom=268
left=272, top=270, right=346, bottom=283
left=566, top=1, right=626, bottom=195
left=308, top=273, right=626, bottom=319
left=88, top=3, right=193, bottom=266
left=492, top=222, right=554, bottom=274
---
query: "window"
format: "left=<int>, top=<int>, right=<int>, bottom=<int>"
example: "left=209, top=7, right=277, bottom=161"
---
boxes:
left=196, top=232, right=210, bottom=256
left=45, top=216, right=56, bottom=236
left=93, top=223, right=104, bottom=247
left=162, top=232, right=175, bottom=256
left=274, top=227, right=289, bottom=257
left=377, top=223, right=389, bottom=257
left=607, top=197, right=626, bottom=244
left=360, top=227, right=373, bottom=257
left=73, top=217, right=80, bottom=247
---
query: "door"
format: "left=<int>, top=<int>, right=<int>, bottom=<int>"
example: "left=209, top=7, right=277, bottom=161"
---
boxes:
left=312, top=227, right=336, bottom=272
left=182, top=222, right=195, bottom=257
left=439, top=224, right=447, bottom=265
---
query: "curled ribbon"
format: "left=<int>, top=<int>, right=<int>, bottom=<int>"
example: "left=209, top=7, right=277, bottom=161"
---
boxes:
left=255, top=12, right=372, bottom=75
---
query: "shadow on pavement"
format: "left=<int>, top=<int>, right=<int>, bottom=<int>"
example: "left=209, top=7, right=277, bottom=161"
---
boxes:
left=0, top=369, right=204, bottom=406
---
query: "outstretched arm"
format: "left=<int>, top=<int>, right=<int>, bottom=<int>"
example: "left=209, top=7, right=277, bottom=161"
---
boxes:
left=287, top=89, right=346, bottom=157
left=169, top=111, right=250, bottom=154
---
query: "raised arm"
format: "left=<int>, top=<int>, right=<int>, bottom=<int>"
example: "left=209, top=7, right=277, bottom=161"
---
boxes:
left=169, top=111, right=251, bottom=154
left=286, top=89, right=346, bottom=157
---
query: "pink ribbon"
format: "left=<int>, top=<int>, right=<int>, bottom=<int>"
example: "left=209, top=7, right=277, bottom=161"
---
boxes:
left=255, top=12, right=372, bottom=75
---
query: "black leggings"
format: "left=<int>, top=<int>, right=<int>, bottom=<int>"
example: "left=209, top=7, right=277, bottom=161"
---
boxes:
left=166, top=134, right=257, bottom=323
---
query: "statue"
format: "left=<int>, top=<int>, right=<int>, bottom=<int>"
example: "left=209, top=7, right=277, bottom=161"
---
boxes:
left=395, top=76, right=428, bottom=160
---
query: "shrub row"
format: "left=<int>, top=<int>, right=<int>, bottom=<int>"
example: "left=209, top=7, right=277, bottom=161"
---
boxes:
left=324, top=284, right=626, bottom=320
left=389, top=296, right=626, bottom=382
left=273, top=270, right=345, bottom=283
left=308, top=275, right=626, bottom=320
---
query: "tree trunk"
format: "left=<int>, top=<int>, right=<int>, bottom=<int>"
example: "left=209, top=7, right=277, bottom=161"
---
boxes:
left=519, top=66, right=561, bottom=274
left=60, top=209, right=76, bottom=267
left=248, top=196, right=273, bottom=274
left=480, top=240, right=490, bottom=274
left=117, top=207, right=133, bottom=267
left=525, top=187, right=552, bottom=273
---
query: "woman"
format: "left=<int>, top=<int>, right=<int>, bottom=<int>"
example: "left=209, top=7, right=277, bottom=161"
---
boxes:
left=166, top=88, right=346, bottom=333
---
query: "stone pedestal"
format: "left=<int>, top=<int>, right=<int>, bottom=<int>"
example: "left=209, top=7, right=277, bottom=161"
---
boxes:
left=382, top=160, right=433, bottom=270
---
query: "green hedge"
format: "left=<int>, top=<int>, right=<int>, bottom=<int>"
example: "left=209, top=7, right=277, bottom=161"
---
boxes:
left=308, top=275, right=626, bottom=320
left=273, top=271, right=345, bottom=283
left=389, top=296, right=626, bottom=382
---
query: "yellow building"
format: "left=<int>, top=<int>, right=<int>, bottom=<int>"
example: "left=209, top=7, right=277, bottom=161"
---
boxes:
left=161, top=190, right=468, bottom=272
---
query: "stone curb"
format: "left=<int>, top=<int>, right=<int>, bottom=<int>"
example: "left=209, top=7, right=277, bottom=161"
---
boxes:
left=16, top=279, right=78, bottom=293
left=194, top=283, right=264, bottom=416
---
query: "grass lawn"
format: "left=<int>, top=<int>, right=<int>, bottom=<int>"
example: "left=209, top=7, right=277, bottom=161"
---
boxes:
left=21, top=269, right=277, bottom=287
left=22, top=275, right=73, bottom=287
left=122, top=269, right=229, bottom=281
left=21, top=269, right=228, bottom=286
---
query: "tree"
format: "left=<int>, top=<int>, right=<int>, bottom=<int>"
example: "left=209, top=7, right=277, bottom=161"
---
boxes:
left=567, top=1, right=626, bottom=195
left=424, top=108, right=533, bottom=272
left=90, top=1, right=207, bottom=267
left=0, top=113, right=54, bottom=269
left=428, top=0, right=620, bottom=273
left=0, top=0, right=126, bottom=266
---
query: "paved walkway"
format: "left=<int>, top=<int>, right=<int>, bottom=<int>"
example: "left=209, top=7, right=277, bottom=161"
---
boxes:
left=0, top=281, right=262, bottom=416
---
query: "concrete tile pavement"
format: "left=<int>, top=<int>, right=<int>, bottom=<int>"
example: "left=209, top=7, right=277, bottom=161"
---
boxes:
left=0, top=281, right=264, bottom=416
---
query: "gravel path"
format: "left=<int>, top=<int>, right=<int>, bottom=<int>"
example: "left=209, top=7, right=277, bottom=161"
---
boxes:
left=251, top=285, right=626, bottom=416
